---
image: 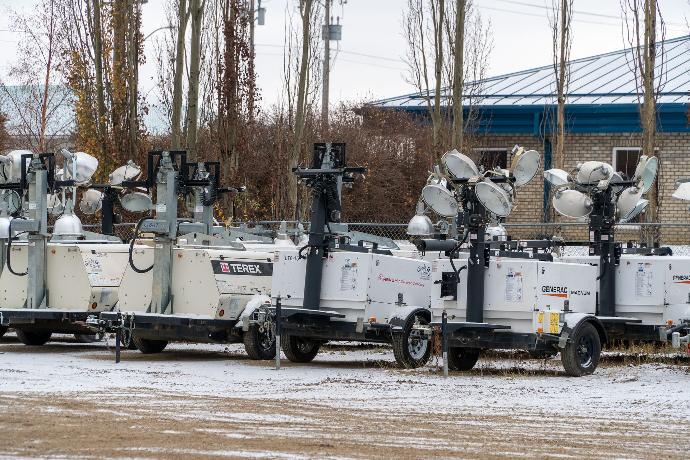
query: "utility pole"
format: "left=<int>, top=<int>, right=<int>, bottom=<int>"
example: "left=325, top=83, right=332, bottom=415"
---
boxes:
left=321, top=0, right=330, bottom=128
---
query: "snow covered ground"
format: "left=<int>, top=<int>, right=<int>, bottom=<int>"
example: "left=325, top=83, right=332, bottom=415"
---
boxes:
left=0, top=333, right=689, bottom=458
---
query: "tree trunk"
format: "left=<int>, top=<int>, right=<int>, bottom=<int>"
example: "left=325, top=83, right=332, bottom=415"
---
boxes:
left=289, top=0, right=312, bottom=218
left=451, top=0, right=465, bottom=149
left=111, top=0, right=128, bottom=166
left=554, top=0, right=570, bottom=170
left=431, top=0, right=444, bottom=153
left=128, top=0, right=140, bottom=160
left=642, top=0, right=658, bottom=223
left=172, top=0, right=189, bottom=149
left=321, top=0, right=330, bottom=128
left=185, top=0, right=204, bottom=161
left=90, top=0, right=108, bottom=165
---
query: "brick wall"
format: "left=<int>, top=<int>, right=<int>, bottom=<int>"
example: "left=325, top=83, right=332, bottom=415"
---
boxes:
left=466, top=132, right=690, bottom=244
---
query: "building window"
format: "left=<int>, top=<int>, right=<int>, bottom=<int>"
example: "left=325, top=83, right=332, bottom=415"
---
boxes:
left=473, top=148, right=509, bottom=171
left=612, top=147, right=642, bottom=179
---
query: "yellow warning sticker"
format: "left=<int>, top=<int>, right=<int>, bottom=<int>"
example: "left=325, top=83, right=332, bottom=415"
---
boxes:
left=549, top=312, right=559, bottom=334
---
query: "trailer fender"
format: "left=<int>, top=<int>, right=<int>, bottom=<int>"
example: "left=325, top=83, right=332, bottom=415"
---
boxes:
left=235, top=295, right=272, bottom=332
left=559, top=313, right=607, bottom=349
left=388, top=306, right=431, bottom=333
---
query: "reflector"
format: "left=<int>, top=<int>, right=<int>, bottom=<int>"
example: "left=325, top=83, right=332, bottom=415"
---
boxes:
left=421, top=176, right=458, bottom=217
left=511, top=149, right=540, bottom=187
left=0, top=191, right=20, bottom=215
left=442, top=149, right=479, bottom=180
left=475, top=180, right=513, bottom=217
left=79, top=189, right=103, bottom=215
left=120, top=192, right=152, bottom=212
left=633, top=155, right=658, bottom=194
left=553, top=189, right=593, bottom=218
left=3, top=150, right=32, bottom=182
left=617, top=186, right=644, bottom=221
left=672, top=182, right=690, bottom=201
left=620, top=198, right=648, bottom=223
left=109, top=161, right=142, bottom=186
left=64, top=151, right=99, bottom=185
left=543, top=168, right=569, bottom=186
left=407, top=201, right=435, bottom=236
left=576, top=161, right=613, bottom=184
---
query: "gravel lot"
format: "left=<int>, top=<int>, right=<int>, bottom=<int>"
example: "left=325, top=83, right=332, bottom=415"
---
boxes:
left=0, top=332, right=689, bottom=459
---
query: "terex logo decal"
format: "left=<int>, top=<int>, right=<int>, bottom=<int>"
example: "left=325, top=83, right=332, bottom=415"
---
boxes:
left=541, top=285, right=568, bottom=298
left=211, top=260, right=273, bottom=276
left=673, top=275, right=690, bottom=284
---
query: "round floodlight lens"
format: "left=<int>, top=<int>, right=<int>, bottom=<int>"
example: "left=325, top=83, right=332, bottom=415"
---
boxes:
left=511, top=149, right=540, bottom=187
left=475, top=180, right=513, bottom=217
left=634, top=156, right=658, bottom=194
left=543, top=168, right=570, bottom=187
left=442, top=149, right=479, bottom=180
left=552, top=189, right=593, bottom=219
left=421, top=182, right=458, bottom=217
left=120, top=192, right=153, bottom=212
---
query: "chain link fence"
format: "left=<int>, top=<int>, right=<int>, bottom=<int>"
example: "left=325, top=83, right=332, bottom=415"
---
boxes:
left=89, top=220, right=690, bottom=247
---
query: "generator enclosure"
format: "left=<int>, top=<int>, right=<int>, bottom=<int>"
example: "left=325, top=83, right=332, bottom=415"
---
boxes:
left=271, top=249, right=432, bottom=324
left=0, top=243, right=132, bottom=312
left=431, top=257, right=598, bottom=335
left=117, top=245, right=276, bottom=320
left=561, top=255, right=690, bottom=326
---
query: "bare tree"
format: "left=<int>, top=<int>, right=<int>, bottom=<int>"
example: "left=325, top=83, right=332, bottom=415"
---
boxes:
left=171, top=0, right=190, bottom=149
left=185, top=0, right=205, bottom=160
left=1, top=0, right=71, bottom=152
left=450, top=0, right=465, bottom=149
left=621, top=0, right=666, bottom=224
left=549, top=0, right=573, bottom=170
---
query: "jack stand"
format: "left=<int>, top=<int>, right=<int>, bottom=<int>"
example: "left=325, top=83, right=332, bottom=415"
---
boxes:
left=275, top=297, right=282, bottom=370
left=442, top=309, right=448, bottom=377
left=114, top=311, right=122, bottom=364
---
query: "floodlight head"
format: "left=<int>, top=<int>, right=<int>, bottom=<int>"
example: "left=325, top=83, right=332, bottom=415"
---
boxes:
left=420, top=174, right=458, bottom=217
left=620, top=198, right=648, bottom=223
left=109, top=160, right=142, bottom=186
left=486, top=224, right=508, bottom=241
left=552, top=188, right=593, bottom=218
left=617, top=186, right=644, bottom=221
left=575, top=161, right=614, bottom=184
left=79, top=189, right=103, bottom=215
left=633, top=155, right=658, bottom=194
left=53, top=200, right=84, bottom=238
left=0, top=191, right=21, bottom=215
left=511, top=148, right=540, bottom=187
left=47, top=193, right=64, bottom=215
left=120, top=192, right=152, bottom=212
left=475, top=180, right=513, bottom=217
left=64, top=151, right=99, bottom=185
left=2, top=150, right=33, bottom=183
left=442, top=149, right=479, bottom=180
left=543, top=168, right=570, bottom=187
left=407, top=201, right=435, bottom=236
left=672, top=182, right=690, bottom=201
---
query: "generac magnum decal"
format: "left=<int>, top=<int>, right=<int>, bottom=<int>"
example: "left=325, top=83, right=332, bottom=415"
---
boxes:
left=541, top=285, right=568, bottom=298
left=211, top=260, right=273, bottom=276
left=673, top=275, right=690, bottom=284
left=541, top=285, right=592, bottom=298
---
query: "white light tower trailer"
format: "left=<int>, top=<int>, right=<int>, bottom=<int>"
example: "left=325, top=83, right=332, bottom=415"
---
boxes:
left=97, top=151, right=292, bottom=360
left=267, top=144, right=434, bottom=368
left=406, top=150, right=604, bottom=376
left=0, top=152, right=134, bottom=344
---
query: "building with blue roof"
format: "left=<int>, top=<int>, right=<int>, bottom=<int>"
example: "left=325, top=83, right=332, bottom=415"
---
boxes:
left=368, top=35, right=690, bottom=240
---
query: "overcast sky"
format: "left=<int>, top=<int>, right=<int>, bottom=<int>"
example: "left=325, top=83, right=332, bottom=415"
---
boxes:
left=0, top=0, right=688, bottom=129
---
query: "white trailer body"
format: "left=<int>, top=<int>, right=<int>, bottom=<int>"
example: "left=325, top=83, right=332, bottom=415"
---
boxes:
left=431, top=257, right=597, bottom=335
left=561, top=255, right=690, bottom=327
left=272, top=249, right=432, bottom=324
left=0, top=243, right=132, bottom=312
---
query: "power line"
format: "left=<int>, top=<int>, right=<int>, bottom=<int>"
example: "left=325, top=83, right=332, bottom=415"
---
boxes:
left=488, top=0, right=687, bottom=28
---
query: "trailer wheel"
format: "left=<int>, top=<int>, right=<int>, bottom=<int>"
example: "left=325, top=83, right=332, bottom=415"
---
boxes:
left=561, top=322, right=601, bottom=377
left=132, top=337, right=168, bottom=354
left=0, top=326, right=7, bottom=338
left=281, top=334, right=320, bottom=363
left=243, top=324, right=276, bottom=360
left=15, top=329, right=52, bottom=346
left=392, top=313, right=431, bottom=369
left=447, top=347, right=480, bottom=371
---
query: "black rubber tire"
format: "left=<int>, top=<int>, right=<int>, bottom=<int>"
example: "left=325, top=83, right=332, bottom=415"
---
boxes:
left=392, top=313, right=431, bottom=369
left=0, top=326, right=7, bottom=338
left=74, top=333, right=103, bottom=343
left=243, top=324, right=276, bottom=360
left=447, top=347, right=480, bottom=371
left=281, top=334, right=320, bottom=363
left=561, top=322, right=601, bottom=377
left=16, top=329, right=52, bottom=346
left=132, top=337, right=168, bottom=354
